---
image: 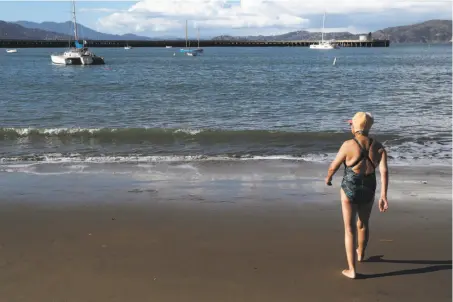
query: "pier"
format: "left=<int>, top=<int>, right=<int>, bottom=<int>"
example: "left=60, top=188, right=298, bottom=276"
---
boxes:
left=0, top=39, right=390, bottom=48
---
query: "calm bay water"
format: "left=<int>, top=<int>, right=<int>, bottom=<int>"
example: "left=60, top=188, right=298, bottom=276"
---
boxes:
left=0, top=45, right=451, bottom=167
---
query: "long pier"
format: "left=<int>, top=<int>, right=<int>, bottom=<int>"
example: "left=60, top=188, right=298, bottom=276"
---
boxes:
left=0, top=39, right=390, bottom=48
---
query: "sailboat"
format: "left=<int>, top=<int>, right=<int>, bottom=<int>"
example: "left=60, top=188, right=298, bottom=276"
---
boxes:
left=50, top=0, right=105, bottom=65
left=309, top=11, right=339, bottom=50
left=124, top=42, right=132, bottom=50
left=180, top=20, right=193, bottom=55
left=192, top=27, right=204, bottom=54
left=179, top=20, right=201, bottom=56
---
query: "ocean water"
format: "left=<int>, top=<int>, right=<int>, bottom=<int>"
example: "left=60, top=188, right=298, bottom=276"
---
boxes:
left=0, top=45, right=451, bottom=174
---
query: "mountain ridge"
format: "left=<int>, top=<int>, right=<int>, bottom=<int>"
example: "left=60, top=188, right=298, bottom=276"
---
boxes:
left=16, top=21, right=153, bottom=40
left=1, top=19, right=451, bottom=43
left=212, top=20, right=452, bottom=43
left=0, top=21, right=71, bottom=40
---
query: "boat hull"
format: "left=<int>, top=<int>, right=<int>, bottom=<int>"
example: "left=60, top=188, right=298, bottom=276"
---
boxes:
left=51, top=55, right=73, bottom=65
left=6, top=49, right=17, bottom=53
left=51, top=54, right=105, bottom=65
left=309, top=44, right=340, bottom=50
left=180, top=48, right=203, bottom=56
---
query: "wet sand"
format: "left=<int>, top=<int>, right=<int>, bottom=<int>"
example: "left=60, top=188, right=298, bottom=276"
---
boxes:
left=0, top=163, right=451, bottom=301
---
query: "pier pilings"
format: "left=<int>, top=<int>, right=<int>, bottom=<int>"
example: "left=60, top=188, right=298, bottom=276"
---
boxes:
left=0, top=39, right=390, bottom=48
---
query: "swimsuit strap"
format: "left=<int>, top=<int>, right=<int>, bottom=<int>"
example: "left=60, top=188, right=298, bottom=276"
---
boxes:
left=347, top=138, right=376, bottom=169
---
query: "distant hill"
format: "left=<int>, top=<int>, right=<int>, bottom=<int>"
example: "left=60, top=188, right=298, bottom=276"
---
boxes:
left=16, top=21, right=152, bottom=40
left=1, top=19, right=451, bottom=43
left=370, top=20, right=452, bottom=43
left=0, top=21, right=71, bottom=40
left=213, top=31, right=358, bottom=42
left=213, top=19, right=452, bottom=43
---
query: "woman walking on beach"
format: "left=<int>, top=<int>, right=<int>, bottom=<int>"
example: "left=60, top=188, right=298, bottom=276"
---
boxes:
left=325, top=112, right=389, bottom=279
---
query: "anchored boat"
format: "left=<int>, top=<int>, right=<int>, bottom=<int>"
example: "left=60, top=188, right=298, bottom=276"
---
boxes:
left=50, top=0, right=105, bottom=65
left=309, top=11, right=340, bottom=50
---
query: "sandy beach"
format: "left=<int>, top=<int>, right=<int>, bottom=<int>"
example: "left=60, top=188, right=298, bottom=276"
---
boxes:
left=0, top=162, right=451, bottom=301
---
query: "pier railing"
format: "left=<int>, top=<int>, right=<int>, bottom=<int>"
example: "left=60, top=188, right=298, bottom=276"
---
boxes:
left=0, top=39, right=390, bottom=48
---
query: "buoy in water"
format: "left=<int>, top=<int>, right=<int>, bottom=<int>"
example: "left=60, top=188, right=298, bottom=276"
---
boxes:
left=333, top=57, right=337, bottom=66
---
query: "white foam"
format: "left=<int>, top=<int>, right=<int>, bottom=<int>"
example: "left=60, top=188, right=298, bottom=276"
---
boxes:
left=1, top=127, right=104, bottom=135
left=0, top=146, right=451, bottom=171
left=1, top=127, right=206, bottom=136
left=173, top=128, right=203, bottom=135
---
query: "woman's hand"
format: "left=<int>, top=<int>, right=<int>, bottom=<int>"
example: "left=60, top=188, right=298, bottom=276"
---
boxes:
left=378, top=196, right=389, bottom=212
left=325, top=176, right=332, bottom=186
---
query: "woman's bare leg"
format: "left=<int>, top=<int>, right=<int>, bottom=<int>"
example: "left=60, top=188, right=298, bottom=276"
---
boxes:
left=341, top=189, right=358, bottom=279
left=356, top=199, right=374, bottom=262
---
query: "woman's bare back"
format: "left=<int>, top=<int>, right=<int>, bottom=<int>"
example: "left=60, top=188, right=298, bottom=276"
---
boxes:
left=343, top=136, right=385, bottom=175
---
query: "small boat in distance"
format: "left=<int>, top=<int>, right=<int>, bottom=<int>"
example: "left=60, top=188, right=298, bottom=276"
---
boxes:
left=179, top=20, right=202, bottom=56
left=192, top=27, right=204, bottom=54
left=6, top=49, right=17, bottom=53
left=180, top=20, right=192, bottom=53
left=309, top=11, right=340, bottom=50
left=310, top=40, right=340, bottom=50
left=124, top=42, right=132, bottom=50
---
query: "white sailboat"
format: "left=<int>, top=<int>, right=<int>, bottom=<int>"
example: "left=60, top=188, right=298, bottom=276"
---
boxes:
left=124, top=42, right=132, bottom=50
left=6, top=49, right=17, bottom=53
left=310, top=11, right=339, bottom=50
left=50, top=0, right=105, bottom=65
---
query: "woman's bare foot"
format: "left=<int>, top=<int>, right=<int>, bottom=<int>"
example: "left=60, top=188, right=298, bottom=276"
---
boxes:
left=342, top=269, right=356, bottom=279
left=356, top=249, right=364, bottom=262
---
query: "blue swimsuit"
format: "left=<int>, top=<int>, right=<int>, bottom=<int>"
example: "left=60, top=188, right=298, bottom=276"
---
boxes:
left=341, top=138, right=377, bottom=204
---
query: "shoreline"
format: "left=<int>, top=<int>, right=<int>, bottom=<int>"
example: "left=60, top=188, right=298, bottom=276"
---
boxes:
left=0, top=161, right=451, bottom=301
left=1, top=161, right=451, bottom=204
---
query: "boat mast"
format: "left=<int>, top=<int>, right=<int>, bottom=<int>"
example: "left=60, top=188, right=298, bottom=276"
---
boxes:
left=321, top=11, right=325, bottom=43
left=72, top=0, right=79, bottom=41
left=185, top=20, right=188, bottom=48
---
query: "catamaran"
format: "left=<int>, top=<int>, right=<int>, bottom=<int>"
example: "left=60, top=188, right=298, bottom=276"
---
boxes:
left=50, top=0, right=105, bottom=65
left=309, top=11, right=339, bottom=50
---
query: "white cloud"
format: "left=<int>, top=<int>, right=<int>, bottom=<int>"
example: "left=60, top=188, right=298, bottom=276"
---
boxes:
left=79, top=7, right=119, bottom=13
left=96, top=0, right=452, bottom=35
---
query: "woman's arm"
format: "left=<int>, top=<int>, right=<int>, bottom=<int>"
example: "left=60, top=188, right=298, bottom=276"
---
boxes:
left=325, top=142, right=347, bottom=185
left=378, top=147, right=389, bottom=212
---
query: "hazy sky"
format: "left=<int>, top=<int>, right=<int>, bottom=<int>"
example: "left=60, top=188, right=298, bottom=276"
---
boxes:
left=0, top=0, right=451, bottom=37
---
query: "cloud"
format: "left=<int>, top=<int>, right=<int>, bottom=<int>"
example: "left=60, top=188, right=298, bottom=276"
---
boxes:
left=97, top=0, right=310, bottom=33
left=96, top=0, right=452, bottom=36
left=79, top=7, right=119, bottom=13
